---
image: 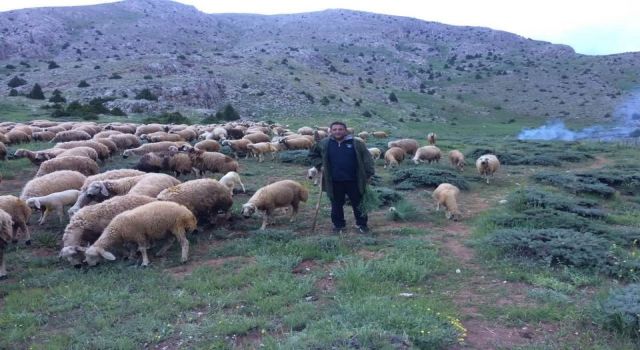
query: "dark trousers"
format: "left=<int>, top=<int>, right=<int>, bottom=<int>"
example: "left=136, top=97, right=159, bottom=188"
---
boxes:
left=331, top=181, right=367, bottom=228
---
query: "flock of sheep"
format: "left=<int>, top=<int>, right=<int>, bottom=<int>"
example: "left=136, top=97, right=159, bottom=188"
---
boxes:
left=0, top=119, right=500, bottom=279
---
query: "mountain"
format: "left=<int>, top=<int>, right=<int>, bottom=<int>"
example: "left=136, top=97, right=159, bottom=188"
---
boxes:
left=1, top=0, right=639, bottom=123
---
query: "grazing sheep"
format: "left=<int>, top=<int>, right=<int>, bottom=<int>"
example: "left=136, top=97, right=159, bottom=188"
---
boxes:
left=448, top=150, right=465, bottom=172
left=242, top=132, right=270, bottom=143
left=51, top=130, right=92, bottom=143
left=221, top=139, right=253, bottom=159
left=13, top=148, right=66, bottom=165
left=0, top=133, right=9, bottom=144
left=476, top=154, right=500, bottom=184
left=412, top=146, right=442, bottom=164
left=92, top=138, right=118, bottom=156
left=186, top=148, right=239, bottom=175
left=60, top=194, right=156, bottom=266
left=35, top=156, right=99, bottom=177
left=158, top=178, right=233, bottom=222
left=0, top=196, right=31, bottom=244
left=384, top=147, right=406, bottom=168
left=169, top=128, right=197, bottom=142
left=54, top=141, right=110, bottom=162
left=69, top=169, right=146, bottom=215
left=44, top=126, right=66, bottom=134
left=218, top=171, right=246, bottom=196
left=128, top=173, right=181, bottom=197
left=194, top=139, right=221, bottom=152
left=248, top=142, right=280, bottom=162
left=209, top=126, right=228, bottom=140
left=280, top=137, right=314, bottom=151
left=135, top=151, right=194, bottom=177
left=143, top=132, right=184, bottom=143
left=387, top=138, right=420, bottom=155
left=427, top=132, right=437, bottom=145
left=307, top=166, right=319, bottom=185
left=6, top=130, right=31, bottom=144
left=32, top=131, right=56, bottom=142
left=74, top=175, right=147, bottom=209
left=241, top=180, right=308, bottom=230
left=93, top=130, right=123, bottom=139
left=372, top=131, right=388, bottom=138
left=105, top=123, right=136, bottom=134
left=297, top=126, right=314, bottom=135
left=108, top=134, right=141, bottom=150
left=56, top=146, right=99, bottom=162
left=368, top=147, right=381, bottom=160
left=83, top=201, right=197, bottom=266
left=20, top=170, right=86, bottom=202
left=313, top=129, right=328, bottom=141
left=0, top=209, right=13, bottom=279
left=26, top=190, right=80, bottom=225
left=122, top=141, right=185, bottom=158
left=432, top=183, right=461, bottom=221
left=135, top=124, right=166, bottom=136
left=0, top=142, right=5, bottom=161
left=357, top=131, right=369, bottom=140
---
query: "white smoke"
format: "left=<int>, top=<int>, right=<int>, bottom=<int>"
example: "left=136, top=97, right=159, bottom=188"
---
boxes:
left=518, top=89, right=640, bottom=141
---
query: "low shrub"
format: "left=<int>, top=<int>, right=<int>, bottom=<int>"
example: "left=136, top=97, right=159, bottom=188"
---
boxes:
left=392, top=166, right=469, bottom=190
left=386, top=200, right=418, bottom=221
left=596, top=284, right=640, bottom=337
left=371, top=187, right=403, bottom=206
left=509, top=186, right=606, bottom=218
left=533, top=172, right=616, bottom=198
left=278, top=150, right=312, bottom=165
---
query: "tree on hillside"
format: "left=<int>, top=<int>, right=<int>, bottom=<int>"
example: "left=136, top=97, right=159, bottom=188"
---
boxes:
left=26, top=83, right=45, bottom=100
left=215, top=104, right=240, bottom=121
left=78, top=80, right=90, bottom=88
left=49, top=89, right=66, bottom=103
left=389, top=92, right=398, bottom=103
left=7, top=76, right=27, bottom=88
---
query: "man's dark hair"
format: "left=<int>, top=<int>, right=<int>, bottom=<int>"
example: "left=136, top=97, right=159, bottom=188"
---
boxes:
left=329, top=121, right=347, bottom=129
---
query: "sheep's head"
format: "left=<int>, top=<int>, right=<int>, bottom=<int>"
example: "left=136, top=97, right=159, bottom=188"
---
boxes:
left=241, top=203, right=256, bottom=218
left=182, top=213, right=198, bottom=233
left=307, top=167, right=318, bottom=180
left=479, top=156, right=490, bottom=167
left=26, top=198, right=41, bottom=211
left=83, top=246, right=116, bottom=266
left=446, top=210, right=461, bottom=222
left=122, top=149, right=132, bottom=158
left=59, top=246, right=85, bottom=267
left=86, top=181, right=110, bottom=199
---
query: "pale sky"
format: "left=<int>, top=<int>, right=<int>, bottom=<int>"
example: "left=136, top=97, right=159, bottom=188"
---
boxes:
left=1, top=0, right=639, bottom=55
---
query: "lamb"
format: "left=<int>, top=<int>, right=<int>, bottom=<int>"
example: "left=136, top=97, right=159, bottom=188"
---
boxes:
left=0, top=209, right=13, bottom=279
left=20, top=170, right=86, bottom=201
left=280, top=137, right=314, bottom=151
left=242, top=132, right=271, bottom=143
left=108, top=134, right=141, bottom=150
left=26, top=190, right=80, bottom=225
left=157, top=178, right=233, bottom=222
left=69, top=169, right=146, bottom=215
left=412, top=146, right=442, bottom=164
left=54, top=141, right=110, bottom=162
left=427, top=132, right=437, bottom=145
left=384, top=147, right=406, bottom=168
left=83, top=201, right=197, bottom=266
left=476, top=154, right=500, bottom=184
left=247, top=142, right=280, bottom=162
left=186, top=148, right=239, bottom=175
left=221, top=139, right=253, bottom=159
left=194, top=139, right=221, bottom=152
left=60, top=194, right=156, bottom=266
left=368, top=147, right=381, bottom=160
left=448, top=150, right=465, bottom=172
left=122, top=141, right=185, bottom=158
left=372, top=131, right=389, bottom=138
left=387, top=138, right=420, bottom=156
left=432, top=183, right=461, bottom=221
left=307, top=166, right=320, bottom=185
left=0, top=196, right=31, bottom=244
left=218, top=171, right=246, bottom=196
left=241, top=180, right=308, bottom=230
left=0, top=142, right=5, bottom=161
left=56, top=146, right=99, bottom=162
left=35, top=156, right=99, bottom=177
left=50, top=130, right=92, bottom=143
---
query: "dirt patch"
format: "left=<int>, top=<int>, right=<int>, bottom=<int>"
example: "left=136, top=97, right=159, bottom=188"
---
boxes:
left=165, top=256, right=251, bottom=279
left=292, top=259, right=317, bottom=274
left=584, top=156, right=610, bottom=170
left=356, top=249, right=385, bottom=260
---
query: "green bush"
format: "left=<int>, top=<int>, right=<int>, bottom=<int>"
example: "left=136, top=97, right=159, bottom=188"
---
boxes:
left=509, top=187, right=606, bottom=218
left=371, top=187, right=403, bottom=206
left=392, top=166, right=469, bottom=190
left=7, top=75, right=27, bottom=88
left=387, top=200, right=418, bottom=221
left=215, top=103, right=240, bottom=121
left=48, top=89, right=66, bottom=103
left=596, top=284, right=640, bottom=337
left=26, top=83, right=45, bottom=100
left=488, top=208, right=595, bottom=232
left=533, top=172, right=616, bottom=197
left=278, top=150, right=312, bottom=165
left=78, top=80, right=90, bottom=88
left=135, top=88, right=158, bottom=101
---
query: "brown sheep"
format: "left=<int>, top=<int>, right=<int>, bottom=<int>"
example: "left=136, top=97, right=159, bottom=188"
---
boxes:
left=35, top=156, right=99, bottom=177
left=187, top=148, right=239, bottom=176
left=135, top=151, right=194, bottom=177
left=157, top=178, right=233, bottom=223
left=412, top=146, right=442, bottom=164
left=0, top=209, right=13, bottom=279
left=54, top=141, right=110, bottom=162
left=280, top=137, right=314, bottom=150
left=32, top=131, right=56, bottom=142
left=384, top=147, right=406, bottom=168
left=242, top=132, right=271, bottom=143
left=0, top=195, right=32, bottom=244
left=448, top=150, right=465, bottom=172
left=0, top=142, right=6, bottom=161
left=387, top=139, right=419, bottom=155
left=6, top=130, right=31, bottom=144
left=51, top=130, right=92, bottom=143
left=372, top=131, right=388, bottom=138
left=57, top=146, right=99, bottom=162
left=135, top=124, right=166, bottom=136
left=108, top=134, right=141, bottom=150
left=241, top=180, right=308, bottom=230
left=221, top=139, right=253, bottom=159
left=432, top=183, right=461, bottom=221
left=92, top=138, right=119, bottom=156
left=194, top=139, right=221, bottom=152
left=427, top=132, right=437, bottom=145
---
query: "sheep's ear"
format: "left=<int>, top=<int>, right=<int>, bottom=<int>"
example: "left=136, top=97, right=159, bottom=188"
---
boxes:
left=98, top=248, right=116, bottom=261
left=100, top=183, right=109, bottom=197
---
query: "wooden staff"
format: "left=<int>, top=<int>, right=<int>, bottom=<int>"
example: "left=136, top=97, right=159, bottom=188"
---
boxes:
left=311, top=171, right=323, bottom=233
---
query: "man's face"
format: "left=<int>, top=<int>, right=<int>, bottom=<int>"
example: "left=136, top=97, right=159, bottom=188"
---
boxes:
left=330, top=124, right=347, bottom=140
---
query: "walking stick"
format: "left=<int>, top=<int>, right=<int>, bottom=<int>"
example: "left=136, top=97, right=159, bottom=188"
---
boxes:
left=311, top=171, right=323, bottom=233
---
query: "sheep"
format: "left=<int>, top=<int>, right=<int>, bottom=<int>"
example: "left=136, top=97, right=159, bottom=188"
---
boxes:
left=357, top=131, right=369, bottom=140
left=372, top=131, right=388, bottom=138
left=13, top=125, right=34, bottom=136
left=432, top=183, right=461, bottom=221
left=73, top=175, right=147, bottom=210
left=127, top=173, right=181, bottom=197
left=54, top=141, right=110, bottom=162
left=186, top=148, right=239, bottom=175
left=218, top=171, right=246, bottom=196
left=56, top=146, right=99, bottom=162
left=0, top=142, right=5, bottom=161
left=44, top=126, right=66, bottom=134
left=69, top=169, right=146, bottom=215
left=476, top=154, right=500, bottom=184
left=241, top=180, right=308, bottom=230
left=170, top=128, right=197, bottom=142
left=427, top=132, right=437, bottom=145
left=280, top=137, right=314, bottom=151
left=6, top=130, right=31, bottom=144
left=60, top=194, right=156, bottom=266
left=26, top=190, right=80, bottom=225
left=0, top=133, right=8, bottom=144
left=92, top=138, right=119, bottom=156
left=412, top=146, right=442, bottom=165
left=242, top=132, right=270, bottom=143
left=51, top=130, right=92, bottom=143
left=143, top=132, right=184, bottom=143
left=108, top=134, right=141, bottom=150
left=35, top=156, right=99, bottom=177
left=83, top=201, right=197, bottom=266
left=122, top=141, right=185, bottom=158
left=247, top=142, right=280, bottom=162
left=32, top=131, right=56, bottom=142
left=13, top=148, right=65, bottom=165
left=135, top=124, right=166, bottom=136
left=135, top=151, right=194, bottom=177
left=297, top=126, right=314, bottom=135
left=194, top=139, right=221, bottom=152
left=221, top=139, right=253, bottom=159
left=387, top=138, right=420, bottom=156
left=209, top=126, right=228, bottom=140
left=93, top=130, right=123, bottom=139
left=157, top=178, right=233, bottom=222
left=73, top=124, right=101, bottom=137
left=105, top=123, right=136, bottom=134
left=448, top=150, right=465, bottom=172
left=0, top=196, right=31, bottom=245
left=0, top=209, right=13, bottom=279
left=384, top=147, right=406, bottom=168
left=368, top=147, right=381, bottom=160
left=225, top=127, right=245, bottom=140
left=307, top=166, right=319, bottom=185
left=20, top=170, right=86, bottom=202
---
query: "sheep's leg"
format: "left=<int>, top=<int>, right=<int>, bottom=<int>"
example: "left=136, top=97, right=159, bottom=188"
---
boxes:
left=260, top=211, right=270, bottom=230
left=174, top=229, right=189, bottom=263
left=155, top=236, right=176, bottom=257
left=258, top=154, right=264, bottom=163
left=39, top=208, right=50, bottom=225
left=21, top=223, right=31, bottom=245
left=0, top=250, right=6, bottom=279
left=290, top=202, right=299, bottom=222
left=57, top=206, right=65, bottom=223
left=239, top=180, right=246, bottom=193
left=138, top=242, right=151, bottom=266
left=435, top=202, right=440, bottom=211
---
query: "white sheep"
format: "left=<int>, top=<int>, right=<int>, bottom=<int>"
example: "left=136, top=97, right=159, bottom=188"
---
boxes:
left=368, top=147, right=381, bottom=160
left=157, top=178, right=233, bottom=222
left=69, top=169, right=146, bottom=216
left=476, top=154, right=500, bottom=184
left=448, top=150, right=465, bottom=172
left=54, top=141, right=110, bottom=162
left=247, top=142, right=280, bottom=162
left=412, top=146, right=442, bottom=165
left=384, top=147, right=406, bottom=168
left=83, top=201, right=197, bottom=266
left=307, top=167, right=320, bottom=185
left=241, top=180, right=309, bottom=230
left=56, top=146, right=99, bottom=162
left=427, top=132, right=437, bottom=145
left=35, top=156, right=99, bottom=177
left=218, top=171, right=246, bottom=196
left=50, top=130, right=92, bottom=143
left=26, top=190, right=80, bottom=225
left=60, top=194, right=157, bottom=266
left=432, top=183, right=461, bottom=221
left=0, top=209, right=13, bottom=279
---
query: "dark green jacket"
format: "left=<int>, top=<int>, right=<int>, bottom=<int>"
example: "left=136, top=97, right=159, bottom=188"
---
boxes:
left=308, top=135, right=375, bottom=200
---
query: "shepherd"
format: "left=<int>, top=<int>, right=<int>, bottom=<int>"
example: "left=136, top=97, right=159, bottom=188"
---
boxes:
left=308, top=121, right=375, bottom=234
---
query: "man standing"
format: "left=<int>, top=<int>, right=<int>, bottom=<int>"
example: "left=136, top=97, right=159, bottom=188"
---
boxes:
left=308, top=121, right=375, bottom=233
